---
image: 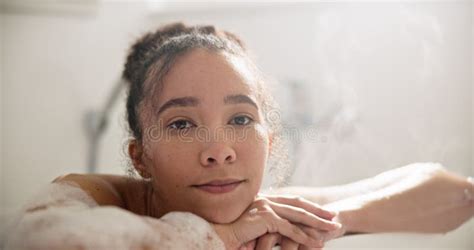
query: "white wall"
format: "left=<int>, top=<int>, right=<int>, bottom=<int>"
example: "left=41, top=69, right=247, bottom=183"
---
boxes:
left=0, top=2, right=4, bottom=235
left=1, top=1, right=146, bottom=215
left=1, top=1, right=472, bottom=249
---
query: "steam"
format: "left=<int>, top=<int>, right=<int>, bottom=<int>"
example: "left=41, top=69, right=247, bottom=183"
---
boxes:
left=279, top=3, right=457, bottom=187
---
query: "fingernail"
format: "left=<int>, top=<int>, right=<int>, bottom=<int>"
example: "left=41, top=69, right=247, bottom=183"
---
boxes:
left=334, top=222, right=342, bottom=229
left=330, top=210, right=339, bottom=216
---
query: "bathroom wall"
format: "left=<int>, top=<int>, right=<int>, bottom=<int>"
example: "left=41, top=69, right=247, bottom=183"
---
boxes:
left=0, top=4, right=4, bottom=232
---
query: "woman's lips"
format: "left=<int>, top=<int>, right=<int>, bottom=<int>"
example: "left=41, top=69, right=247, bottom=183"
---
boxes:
left=192, top=179, right=245, bottom=194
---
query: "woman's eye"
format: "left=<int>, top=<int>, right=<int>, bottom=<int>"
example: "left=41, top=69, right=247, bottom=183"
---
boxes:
left=168, top=120, right=194, bottom=130
left=230, top=115, right=253, bottom=126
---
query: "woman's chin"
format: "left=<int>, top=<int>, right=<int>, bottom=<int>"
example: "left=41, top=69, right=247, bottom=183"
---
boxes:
left=199, top=209, right=243, bottom=224
left=187, top=184, right=258, bottom=223
left=190, top=200, right=250, bottom=223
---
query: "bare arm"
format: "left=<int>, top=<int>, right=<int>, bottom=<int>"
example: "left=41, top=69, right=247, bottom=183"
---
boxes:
left=273, top=162, right=474, bottom=237
left=273, top=163, right=440, bottom=205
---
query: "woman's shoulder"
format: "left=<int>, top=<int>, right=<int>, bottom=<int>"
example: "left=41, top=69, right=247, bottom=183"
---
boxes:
left=52, top=173, right=148, bottom=212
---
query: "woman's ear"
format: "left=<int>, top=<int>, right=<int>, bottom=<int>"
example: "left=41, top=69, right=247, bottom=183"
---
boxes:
left=128, top=139, right=152, bottom=179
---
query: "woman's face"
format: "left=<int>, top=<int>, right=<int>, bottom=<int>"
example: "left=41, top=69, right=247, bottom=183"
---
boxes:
left=139, top=48, right=271, bottom=223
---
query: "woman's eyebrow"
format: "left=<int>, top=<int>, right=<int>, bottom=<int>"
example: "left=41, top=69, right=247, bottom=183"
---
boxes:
left=156, top=96, right=199, bottom=116
left=156, top=94, right=258, bottom=116
left=224, top=94, right=259, bottom=110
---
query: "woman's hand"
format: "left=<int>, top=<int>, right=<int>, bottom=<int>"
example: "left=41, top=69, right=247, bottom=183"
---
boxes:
left=249, top=195, right=345, bottom=250
left=212, top=195, right=342, bottom=250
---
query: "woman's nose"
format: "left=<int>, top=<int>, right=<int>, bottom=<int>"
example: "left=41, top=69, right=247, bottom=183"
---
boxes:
left=200, top=143, right=236, bottom=167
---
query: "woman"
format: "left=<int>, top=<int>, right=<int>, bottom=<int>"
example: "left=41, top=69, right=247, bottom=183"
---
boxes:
left=5, top=22, right=474, bottom=250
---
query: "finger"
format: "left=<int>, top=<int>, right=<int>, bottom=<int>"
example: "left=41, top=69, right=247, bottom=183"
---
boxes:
left=300, top=222, right=346, bottom=244
left=300, top=224, right=348, bottom=250
left=259, top=211, right=323, bottom=248
left=299, top=225, right=327, bottom=243
left=298, top=246, right=323, bottom=250
left=239, top=240, right=257, bottom=250
left=280, top=237, right=299, bottom=250
left=265, top=196, right=337, bottom=220
left=255, top=233, right=280, bottom=250
left=231, top=205, right=321, bottom=247
left=269, top=201, right=342, bottom=231
left=297, top=226, right=329, bottom=250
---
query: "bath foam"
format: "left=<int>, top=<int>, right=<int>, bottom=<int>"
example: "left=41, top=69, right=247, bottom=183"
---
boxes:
left=4, top=182, right=225, bottom=249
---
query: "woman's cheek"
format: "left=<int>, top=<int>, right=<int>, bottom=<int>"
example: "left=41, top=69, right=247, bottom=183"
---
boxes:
left=237, top=125, right=270, bottom=174
left=250, top=124, right=270, bottom=159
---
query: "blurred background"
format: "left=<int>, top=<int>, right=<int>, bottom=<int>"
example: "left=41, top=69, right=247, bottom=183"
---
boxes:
left=0, top=0, right=472, bottom=249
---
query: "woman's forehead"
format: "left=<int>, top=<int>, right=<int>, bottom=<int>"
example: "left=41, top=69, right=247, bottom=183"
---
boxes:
left=157, top=48, right=258, bottom=101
